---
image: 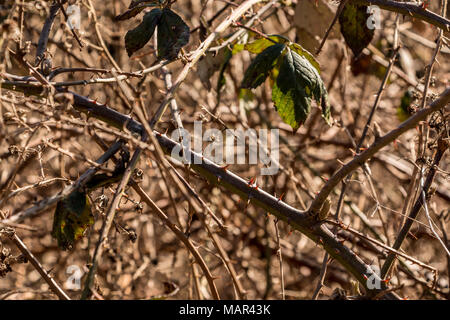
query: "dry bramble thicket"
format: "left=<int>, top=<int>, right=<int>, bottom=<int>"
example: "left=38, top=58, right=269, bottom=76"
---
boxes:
left=0, top=0, right=449, bottom=300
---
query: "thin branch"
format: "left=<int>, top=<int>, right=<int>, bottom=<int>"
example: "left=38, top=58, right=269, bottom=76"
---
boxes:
left=0, top=215, right=70, bottom=300
left=35, top=0, right=68, bottom=65
left=150, top=0, right=268, bottom=128
left=316, top=0, right=348, bottom=55
left=380, top=138, right=449, bottom=277
left=81, top=146, right=143, bottom=299
left=1, top=141, right=123, bottom=224
left=274, top=219, right=285, bottom=300
left=309, top=88, right=450, bottom=214
left=421, top=165, right=450, bottom=258
left=92, top=136, right=221, bottom=300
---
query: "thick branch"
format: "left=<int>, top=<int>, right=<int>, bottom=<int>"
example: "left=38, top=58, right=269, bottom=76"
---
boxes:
left=355, top=0, right=450, bottom=31
left=35, top=0, right=67, bottom=64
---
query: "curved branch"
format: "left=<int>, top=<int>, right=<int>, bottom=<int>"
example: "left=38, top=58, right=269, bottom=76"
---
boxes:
left=355, top=0, right=450, bottom=31
left=35, top=0, right=68, bottom=64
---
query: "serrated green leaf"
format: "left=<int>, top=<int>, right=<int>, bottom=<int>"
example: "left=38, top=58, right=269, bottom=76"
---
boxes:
left=124, top=8, right=162, bottom=57
left=157, top=8, right=190, bottom=60
left=243, top=36, right=281, bottom=54
left=241, top=43, right=286, bottom=89
left=339, top=3, right=374, bottom=57
left=51, top=189, right=94, bottom=250
left=232, top=43, right=245, bottom=55
left=272, top=81, right=311, bottom=131
left=272, top=49, right=329, bottom=131
left=289, top=43, right=320, bottom=74
left=232, top=35, right=283, bottom=55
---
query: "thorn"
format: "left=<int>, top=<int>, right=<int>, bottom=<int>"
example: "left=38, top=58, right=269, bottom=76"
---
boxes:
left=408, top=231, right=418, bottom=240
left=393, top=139, right=398, bottom=150
left=277, top=192, right=285, bottom=201
left=420, top=1, right=429, bottom=9
left=221, top=164, right=230, bottom=171
left=247, top=177, right=258, bottom=189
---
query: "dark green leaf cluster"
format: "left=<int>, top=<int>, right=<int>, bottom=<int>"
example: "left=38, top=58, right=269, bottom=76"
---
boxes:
left=339, top=3, right=374, bottom=57
left=238, top=37, right=331, bottom=131
left=51, top=189, right=93, bottom=250
left=51, top=152, right=129, bottom=250
left=116, top=3, right=189, bottom=60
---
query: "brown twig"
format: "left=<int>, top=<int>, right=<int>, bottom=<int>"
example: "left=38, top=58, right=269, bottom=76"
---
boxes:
left=380, top=138, right=449, bottom=277
left=0, top=212, right=70, bottom=300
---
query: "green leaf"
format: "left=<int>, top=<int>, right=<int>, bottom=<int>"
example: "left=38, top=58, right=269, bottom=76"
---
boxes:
left=243, top=36, right=281, bottom=54
left=124, top=8, right=162, bottom=57
left=288, top=43, right=320, bottom=74
left=272, top=77, right=311, bottom=132
left=232, top=43, right=245, bottom=55
left=51, top=189, right=94, bottom=250
left=397, top=88, right=414, bottom=122
left=339, top=3, right=374, bottom=57
left=272, top=49, right=329, bottom=131
left=241, top=43, right=286, bottom=89
left=157, top=8, right=190, bottom=60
